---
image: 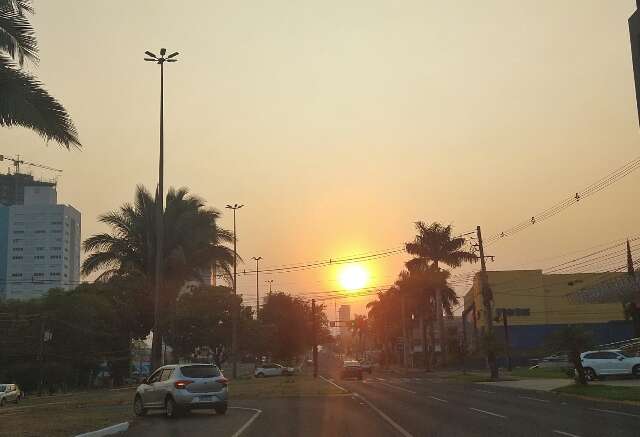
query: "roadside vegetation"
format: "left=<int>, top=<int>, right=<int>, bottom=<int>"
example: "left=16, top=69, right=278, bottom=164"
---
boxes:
left=554, top=384, right=640, bottom=403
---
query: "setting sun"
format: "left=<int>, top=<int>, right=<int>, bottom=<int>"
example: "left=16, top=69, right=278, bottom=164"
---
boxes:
left=339, top=264, right=369, bottom=291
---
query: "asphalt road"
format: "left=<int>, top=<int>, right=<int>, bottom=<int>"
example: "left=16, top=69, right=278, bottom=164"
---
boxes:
left=124, top=369, right=640, bottom=437
left=331, top=371, right=640, bottom=437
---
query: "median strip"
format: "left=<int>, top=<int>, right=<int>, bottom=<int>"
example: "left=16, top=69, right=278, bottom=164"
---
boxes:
left=469, top=407, right=506, bottom=419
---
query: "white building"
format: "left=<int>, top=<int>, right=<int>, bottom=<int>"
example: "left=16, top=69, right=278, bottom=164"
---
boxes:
left=2, top=186, right=80, bottom=300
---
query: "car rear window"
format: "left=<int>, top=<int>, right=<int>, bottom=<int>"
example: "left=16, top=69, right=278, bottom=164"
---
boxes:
left=180, top=365, right=221, bottom=378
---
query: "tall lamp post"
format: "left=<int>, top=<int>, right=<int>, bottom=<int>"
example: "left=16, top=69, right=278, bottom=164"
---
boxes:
left=226, top=203, right=243, bottom=378
left=252, top=256, right=262, bottom=317
left=144, top=48, right=179, bottom=370
left=265, top=279, right=274, bottom=297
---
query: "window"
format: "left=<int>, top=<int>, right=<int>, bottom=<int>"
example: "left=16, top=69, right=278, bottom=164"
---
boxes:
left=33, top=273, right=44, bottom=277
left=36, top=247, right=45, bottom=251
left=160, top=369, right=173, bottom=381
left=34, top=230, right=46, bottom=234
left=55, top=238, right=62, bottom=242
left=13, top=221, right=24, bottom=225
left=11, top=273, right=23, bottom=277
left=12, top=247, right=23, bottom=252
left=12, top=239, right=22, bottom=243
left=51, top=230, right=62, bottom=234
left=50, top=247, right=61, bottom=251
left=13, top=230, right=24, bottom=234
left=180, top=365, right=220, bottom=378
left=601, top=352, right=619, bottom=360
left=50, top=255, right=61, bottom=260
left=147, top=370, right=163, bottom=384
left=49, top=272, right=60, bottom=277
left=34, top=256, right=45, bottom=260
left=11, top=256, right=23, bottom=260
left=50, top=221, right=62, bottom=225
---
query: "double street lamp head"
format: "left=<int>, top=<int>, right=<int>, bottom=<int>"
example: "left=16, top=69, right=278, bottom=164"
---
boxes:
left=144, top=48, right=179, bottom=64
left=226, top=204, right=244, bottom=210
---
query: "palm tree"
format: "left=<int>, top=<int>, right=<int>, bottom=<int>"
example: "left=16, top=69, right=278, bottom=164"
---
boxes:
left=405, top=222, right=475, bottom=364
left=0, top=0, right=80, bottom=147
left=82, top=185, right=235, bottom=364
left=546, top=326, right=593, bottom=385
left=367, top=287, right=402, bottom=367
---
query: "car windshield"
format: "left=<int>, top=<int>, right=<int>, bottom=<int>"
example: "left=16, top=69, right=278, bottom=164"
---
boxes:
left=180, top=365, right=220, bottom=378
left=0, top=385, right=5, bottom=392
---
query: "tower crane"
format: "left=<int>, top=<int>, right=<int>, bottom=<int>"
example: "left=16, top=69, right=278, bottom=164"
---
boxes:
left=0, top=155, right=62, bottom=175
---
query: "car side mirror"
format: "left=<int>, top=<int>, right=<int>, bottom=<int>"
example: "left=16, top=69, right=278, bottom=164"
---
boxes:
left=618, top=356, right=624, bottom=361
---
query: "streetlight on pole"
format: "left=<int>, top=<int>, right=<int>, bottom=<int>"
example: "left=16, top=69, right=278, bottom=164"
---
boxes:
left=226, top=203, right=243, bottom=379
left=144, top=48, right=179, bottom=370
left=252, top=256, right=262, bottom=317
left=265, top=279, right=274, bottom=297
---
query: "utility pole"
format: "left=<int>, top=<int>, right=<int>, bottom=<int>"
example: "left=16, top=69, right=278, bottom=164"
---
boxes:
left=502, top=309, right=512, bottom=371
left=477, top=225, right=498, bottom=380
left=266, top=279, right=273, bottom=297
left=37, top=316, right=45, bottom=396
left=226, top=204, right=244, bottom=379
left=400, top=292, right=409, bottom=369
left=311, top=299, right=318, bottom=378
left=252, top=257, right=262, bottom=317
left=144, top=48, right=179, bottom=371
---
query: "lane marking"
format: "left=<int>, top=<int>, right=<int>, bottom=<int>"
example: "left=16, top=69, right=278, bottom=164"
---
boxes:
left=469, top=407, right=507, bottom=419
left=353, top=393, right=414, bottom=437
left=589, top=408, right=640, bottom=419
left=375, top=381, right=417, bottom=394
left=473, top=389, right=495, bottom=394
left=428, top=396, right=448, bottom=403
left=229, top=407, right=262, bottom=437
left=319, top=375, right=348, bottom=392
left=376, top=377, right=386, bottom=381
left=518, top=395, right=550, bottom=403
left=553, top=431, right=582, bottom=437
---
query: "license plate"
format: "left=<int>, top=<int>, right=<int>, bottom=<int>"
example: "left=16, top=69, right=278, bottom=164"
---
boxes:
left=198, top=396, right=213, bottom=402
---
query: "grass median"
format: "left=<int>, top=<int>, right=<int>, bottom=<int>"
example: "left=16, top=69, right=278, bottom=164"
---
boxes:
left=554, top=384, right=640, bottom=403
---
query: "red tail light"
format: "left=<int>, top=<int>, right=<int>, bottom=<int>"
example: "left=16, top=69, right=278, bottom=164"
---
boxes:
left=174, top=380, right=193, bottom=389
left=218, top=377, right=229, bottom=387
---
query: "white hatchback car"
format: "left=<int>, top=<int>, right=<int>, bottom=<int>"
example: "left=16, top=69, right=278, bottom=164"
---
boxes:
left=580, top=350, right=640, bottom=380
left=254, top=363, right=294, bottom=378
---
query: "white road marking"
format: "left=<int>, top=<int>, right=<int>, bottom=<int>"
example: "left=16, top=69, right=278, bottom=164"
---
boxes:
left=518, top=395, right=550, bottom=403
left=353, top=393, right=414, bottom=437
left=589, top=408, right=640, bottom=419
left=376, top=377, right=386, bottom=381
left=474, top=389, right=495, bottom=394
left=375, top=381, right=417, bottom=394
left=319, top=375, right=348, bottom=392
left=229, top=407, right=262, bottom=437
left=428, top=396, right=448, bottom=403
left=469, top=407, right=507, bottom=419
left=553, top=430, right=582, bottom=437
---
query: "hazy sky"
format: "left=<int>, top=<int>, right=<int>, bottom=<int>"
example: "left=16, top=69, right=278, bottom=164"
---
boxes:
left=3, top=1, right=640, bottom=318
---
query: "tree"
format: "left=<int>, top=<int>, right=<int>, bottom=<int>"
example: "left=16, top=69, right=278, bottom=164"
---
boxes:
left=546, top=325, right=594, bottom=385
left=82, top=185, right=235, bottom=369
left=366, top=288, right=402, bottom=367
left=405, top=222, right=474, bottom=364
left=350, top=315, right=368, bottom=360
left=0, top=0, right=80, bottom=147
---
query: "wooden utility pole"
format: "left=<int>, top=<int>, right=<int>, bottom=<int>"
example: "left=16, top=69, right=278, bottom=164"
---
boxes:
left=311, top=299, right=318, bottom=378
left=477, top=225, right=498, bottom=380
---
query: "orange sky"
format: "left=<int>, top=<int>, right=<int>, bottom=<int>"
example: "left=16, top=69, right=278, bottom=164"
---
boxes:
left=2, top=1, right=640, bottom=318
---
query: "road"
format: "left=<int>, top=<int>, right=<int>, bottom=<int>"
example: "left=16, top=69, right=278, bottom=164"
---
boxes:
left=124, top=371, right=640, bottom=437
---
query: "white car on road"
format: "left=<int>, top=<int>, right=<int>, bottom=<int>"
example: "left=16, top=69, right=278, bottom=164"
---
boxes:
left=580, top=350, right=640, bottom=380
left=254, top=363, right=294, bottom=378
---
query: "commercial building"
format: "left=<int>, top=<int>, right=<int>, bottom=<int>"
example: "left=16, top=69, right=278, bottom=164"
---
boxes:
left=463, top=270, right=633, bottom=354
left=0, top=185, right=81, bottom=300
left=0, top=172, right=56, bottom=206
left=339, top=304, right=351, bottom=336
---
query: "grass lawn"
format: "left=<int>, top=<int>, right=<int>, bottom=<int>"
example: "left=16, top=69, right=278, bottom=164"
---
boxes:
left=444, top=372, right=497, bottom=383
left=554, top=384, right=640, bottom=403
left=508, top=367, right=571, bottom=379
left=230, top=374, right=346, bottom=399
left=0, top=388, right=135, bottom=437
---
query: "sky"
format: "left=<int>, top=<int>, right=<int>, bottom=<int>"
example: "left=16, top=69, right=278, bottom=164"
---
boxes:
left=3, top=0, right=640, bottom=319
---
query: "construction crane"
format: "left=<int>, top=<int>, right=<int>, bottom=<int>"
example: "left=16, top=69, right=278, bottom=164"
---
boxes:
left=0, top=155, right=62, bottom=175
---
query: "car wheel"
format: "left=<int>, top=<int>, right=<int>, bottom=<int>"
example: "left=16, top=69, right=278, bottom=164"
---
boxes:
left=133, top=395, right=147, bottom=417
left=15, top=396, right=19, bottom=404
left=214, top=404, right=228, bottom=415
left=0, top=398, right=5, bottom=407
left=165, top=396, right=179, bottom=418
left=256, top=372, right=265, bottom=378
left=584, top=368, right=596, bottom=381
left=633, top=365, right=640, bottom=378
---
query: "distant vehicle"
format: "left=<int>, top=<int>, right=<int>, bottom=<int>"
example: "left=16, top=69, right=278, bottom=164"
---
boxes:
left=341, top=360, right=363, bottom=380
left=133, top=364, right=228, bottom=418
left=359, top=361, right=373, bottom=374
left=254, top=363, right=294, bottom=377
left=0, top=384, right=21, bottom=406
left=580, top=350, right=640, bottom=380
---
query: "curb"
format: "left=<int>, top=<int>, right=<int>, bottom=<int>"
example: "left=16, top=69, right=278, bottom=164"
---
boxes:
left=75, top=422, right=129, bottom=437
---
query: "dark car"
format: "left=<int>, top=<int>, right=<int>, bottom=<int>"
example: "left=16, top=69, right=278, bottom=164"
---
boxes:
left=340, top=360, right=363, bottom=380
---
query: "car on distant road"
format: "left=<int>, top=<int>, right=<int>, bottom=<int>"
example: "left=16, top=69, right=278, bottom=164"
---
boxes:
left=254, top=363, right=295, bottom=377
left=341, top=360, right=363, bottom=380
left=0, top=384, right=21, bottom=407
left=580, top=350, right=640, bottom=380
left=133, top=363, right=228, bottom=418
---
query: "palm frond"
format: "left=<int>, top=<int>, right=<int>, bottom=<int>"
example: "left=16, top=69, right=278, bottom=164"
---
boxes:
left=0, top=56, right=80, bottom=147
left=0, top=0, right=37, bottom=65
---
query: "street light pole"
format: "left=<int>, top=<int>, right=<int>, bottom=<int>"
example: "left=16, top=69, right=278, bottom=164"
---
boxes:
left=226, top=204, right=243, bottom=379
left=266, top=279, right=273, bottom=297
left=252, top=256, right=262, bottom=317
left=145, top=48, right=179, bottom=371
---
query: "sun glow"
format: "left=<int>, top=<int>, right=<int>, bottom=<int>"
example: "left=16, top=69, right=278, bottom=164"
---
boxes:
left=339, top=264, right=369, bottom=291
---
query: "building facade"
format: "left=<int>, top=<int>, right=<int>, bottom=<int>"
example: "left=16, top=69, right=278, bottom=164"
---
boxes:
left=0, top=172, right=56, bottom=206
left=339, top=304, right=351, bottom=336
left=463, top=270, right=633, bottom=354
left=0, top=186, right=81, bottom=300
